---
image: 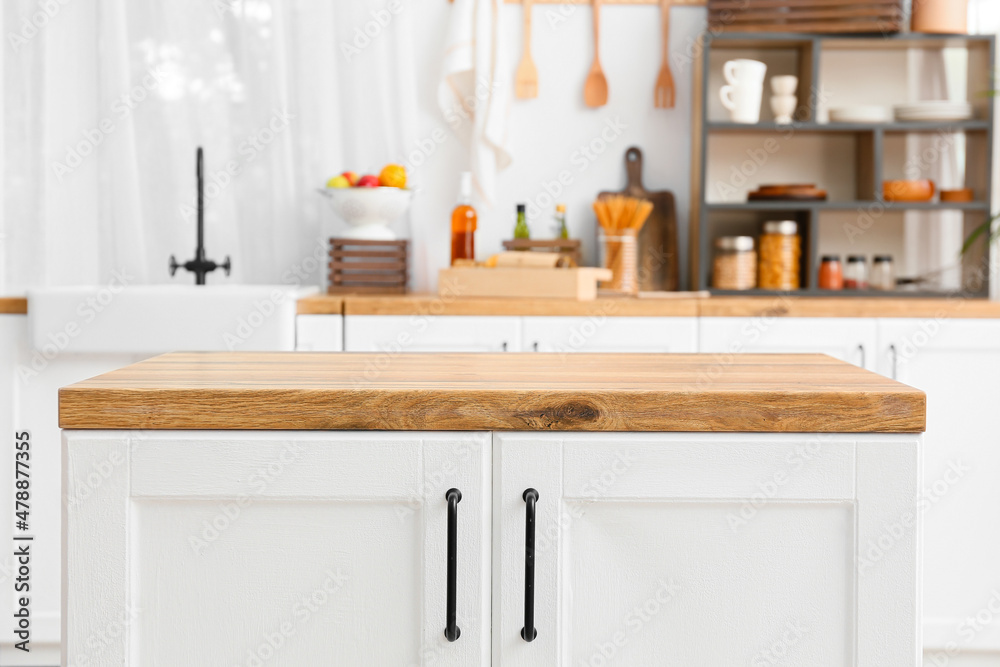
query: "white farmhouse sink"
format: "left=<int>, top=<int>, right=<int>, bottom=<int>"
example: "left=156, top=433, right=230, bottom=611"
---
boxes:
left=27, top=285, right=317, bottom=354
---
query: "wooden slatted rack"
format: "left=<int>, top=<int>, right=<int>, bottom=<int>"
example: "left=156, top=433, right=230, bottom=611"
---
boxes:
left=328, top=239, right=408, bottom=295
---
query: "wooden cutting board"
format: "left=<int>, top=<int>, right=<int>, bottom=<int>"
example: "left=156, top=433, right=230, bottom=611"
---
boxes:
left=599, top=147, right=679, bottom=291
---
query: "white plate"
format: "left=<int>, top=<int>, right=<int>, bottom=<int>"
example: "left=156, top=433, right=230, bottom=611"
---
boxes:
left=830, top=106, right=891, bottom=123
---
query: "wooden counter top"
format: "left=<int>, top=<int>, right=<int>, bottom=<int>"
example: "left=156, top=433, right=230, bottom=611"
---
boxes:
left=699, top=296, right=1000, bottom=319
left=0, top=297, right=28, bottom=314
left=343, top=294, right=701, bottom=317
left=59, top=352, right=925, bottom=433
left=294, top=293, right=1000, bottom=318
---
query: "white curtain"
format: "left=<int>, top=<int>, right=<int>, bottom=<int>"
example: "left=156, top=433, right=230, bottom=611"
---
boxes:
left=1, top=0, right=421, bottom=292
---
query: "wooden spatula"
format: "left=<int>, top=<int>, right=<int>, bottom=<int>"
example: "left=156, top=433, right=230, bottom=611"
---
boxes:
left=654, top=0, right=675, bottom=109
left=583, top=0, right=608, bottom=108
left=515, top=0, right=538, bottom=99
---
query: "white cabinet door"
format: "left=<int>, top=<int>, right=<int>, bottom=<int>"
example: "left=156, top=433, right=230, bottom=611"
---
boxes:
left=699, top=317, right=876, bottom=370
left=494, top=432, right=921, bottom=666
left=296, top=314, right=343, bottom=351
left=522, top=317, right=698, bottom=353
left=64, top=431, right=491, bottom=667
left=878, top=318, right=1000, bottom=657
left=345, top=315, right=520, bottom=352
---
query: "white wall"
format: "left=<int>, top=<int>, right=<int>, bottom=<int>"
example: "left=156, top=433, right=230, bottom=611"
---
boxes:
left=407, top=3, right=708, bottom=289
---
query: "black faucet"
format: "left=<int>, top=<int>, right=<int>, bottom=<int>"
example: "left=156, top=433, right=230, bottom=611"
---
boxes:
left=170, top=147, right=231, bottom=285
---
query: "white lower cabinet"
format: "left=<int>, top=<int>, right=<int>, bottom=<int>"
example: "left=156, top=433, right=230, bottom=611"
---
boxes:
left=66, top=429, right=921, bottom=666
left=699, top=317, right=877, bottom=370
left=345, top=315, right=520, bottom=352
left=295, top=314, right=343, bottom=351
left=522, top=316, right=697, bottom=353
left=877, top=319, right=1000, bottom=658
left=493, top=432, right=920, bottom=666
left=64, top=431, right=492, bottom=666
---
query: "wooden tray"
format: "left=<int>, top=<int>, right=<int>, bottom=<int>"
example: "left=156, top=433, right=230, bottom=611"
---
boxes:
left=708, top=0, right=903, bottom=34
left=439, top=267, right=613, bottom=301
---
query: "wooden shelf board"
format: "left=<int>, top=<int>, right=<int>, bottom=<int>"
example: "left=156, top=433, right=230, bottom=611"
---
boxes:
left=707, top=120, right=990, bottom=132
left=706, top=201, right=991, bottom=211
left=707, top=288, right=991, bottom=299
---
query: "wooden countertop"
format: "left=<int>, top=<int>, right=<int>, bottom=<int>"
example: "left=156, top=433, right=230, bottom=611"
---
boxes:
left=296, top=293, right=1000, bottom=318
left=0, top=297, right=28, bottom=314
left=699, top=296, right=1000, bottom=318
left=59, top=352, right=925, bottom=433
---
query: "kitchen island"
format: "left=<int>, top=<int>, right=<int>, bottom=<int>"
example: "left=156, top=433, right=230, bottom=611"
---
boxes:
left=60, top=352, right=925, bottom=666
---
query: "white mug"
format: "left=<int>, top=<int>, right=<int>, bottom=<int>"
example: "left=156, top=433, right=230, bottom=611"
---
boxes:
left=720, top=59, right=767, bottom=124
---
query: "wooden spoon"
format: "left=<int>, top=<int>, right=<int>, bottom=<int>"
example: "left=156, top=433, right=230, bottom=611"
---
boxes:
left=515, top=0, right=538, bottom=99
left=654, top=0, right=675, bottom=108
left=583, top=0, right=608, bottom=108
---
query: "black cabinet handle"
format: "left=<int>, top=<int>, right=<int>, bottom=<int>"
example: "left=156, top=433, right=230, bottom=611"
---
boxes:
left=445, top=488, right=462, bottom=642
left=521, top=488, right=539, bottom=642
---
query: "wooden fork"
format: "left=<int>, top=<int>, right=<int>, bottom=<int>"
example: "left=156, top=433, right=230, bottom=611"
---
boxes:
left=515, top=0, right=538, bottom=99
left=654, top=0, right=676, bottom=109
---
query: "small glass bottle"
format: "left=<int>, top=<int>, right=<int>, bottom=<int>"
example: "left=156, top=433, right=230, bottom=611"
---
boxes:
left=818, top=255, right=844, bottom=290
left=844, top=255, right=869, bottom=290
left=554, top=204, right=569, bottom=239
left=514, top=203, right=530, bottom=239
left=871, top=255, right=895, bottom=290
left=450, top=172, right=477, bottom=265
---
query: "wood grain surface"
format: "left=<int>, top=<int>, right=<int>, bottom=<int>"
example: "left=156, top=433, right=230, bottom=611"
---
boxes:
left=0, top=297, right=28, bottom=314
left=296, top=293, right=1000, bottom=318
left=343, top=293, right=701, bottom=316
left=59, top=352, right=925, bottom=432
left=698, top=296, right=1000, bottom=319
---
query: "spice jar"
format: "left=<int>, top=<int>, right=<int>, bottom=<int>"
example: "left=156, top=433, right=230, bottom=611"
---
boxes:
left=871, top=255, right=895, bottom=290
left=818, top=255, right=843, bottom=290
left=713, top=236, right=757, bottom=290
left=844, top=255, right=868, bottom=290
left=758, top=221, right=801, bottom=290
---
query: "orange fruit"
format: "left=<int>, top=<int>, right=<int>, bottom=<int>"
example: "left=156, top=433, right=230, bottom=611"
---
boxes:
left=379, top=164, right=407, bottom=189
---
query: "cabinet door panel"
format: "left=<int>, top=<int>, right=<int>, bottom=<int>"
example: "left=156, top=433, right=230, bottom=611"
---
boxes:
left=295, top=314, right=343, bottom=351
left=495, top=432, right=921, bottom=667
left=878, top=319, right=1000, bottom=655
left=345, top=315, right=520, bottom=352
left=65, top=431, right=491, bottom=667
left=699, top=317, right=876, bottom=369
left=522, top=316, right=697, bottom=353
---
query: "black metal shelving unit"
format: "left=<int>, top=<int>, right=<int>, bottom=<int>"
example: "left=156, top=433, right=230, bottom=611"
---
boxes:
left=694, top=32, right=996, bottom=298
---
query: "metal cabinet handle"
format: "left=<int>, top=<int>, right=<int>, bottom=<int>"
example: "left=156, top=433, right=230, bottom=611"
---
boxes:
left=857, top=343, right=866, bottom=369
left=502, top=341, right=508, bottom=352
left=521, top=488, right=539, bottom=642
left=532, top=341, right=539, bottom=352
left=889, top=344, right=898, bottom=380
left=445, top=488, right=462, bottom=642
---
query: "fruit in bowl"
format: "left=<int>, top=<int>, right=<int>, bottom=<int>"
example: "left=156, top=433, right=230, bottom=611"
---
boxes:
left=356, top=174, right=380, bottom=188
left=318, top=186, right=412, bottom=241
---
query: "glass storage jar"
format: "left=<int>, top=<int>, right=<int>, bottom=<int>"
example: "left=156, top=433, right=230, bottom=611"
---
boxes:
left=758, top=221, right=800, bottom=290
left=871, top=255, right=895, bottom=290
left=712, top=236, right=757, bottom=290
left=818, top=255, right=843, bottom=290
left=844, top=255, right=869, bottom=290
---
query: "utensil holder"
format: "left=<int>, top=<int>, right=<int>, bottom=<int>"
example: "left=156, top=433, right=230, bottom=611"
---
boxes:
left=600, top=232, right=638, bottom=294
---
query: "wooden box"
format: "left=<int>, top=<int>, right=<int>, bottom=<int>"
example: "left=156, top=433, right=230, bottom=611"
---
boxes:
left=439, top=267, right=612, bottom=301
left=707, top=0, right=903, bottom=34
left=328, top=238, right=407, bottom=294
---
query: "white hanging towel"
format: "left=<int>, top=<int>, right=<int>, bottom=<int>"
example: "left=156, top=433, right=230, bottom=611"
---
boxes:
left=438, top=0, right=512, bottom=205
